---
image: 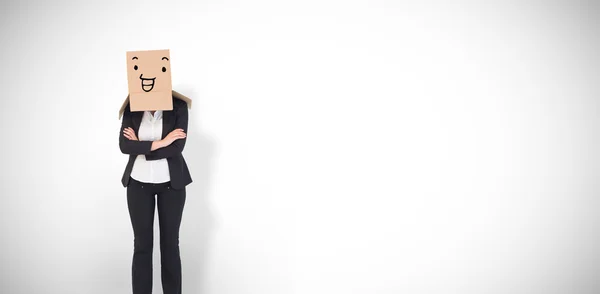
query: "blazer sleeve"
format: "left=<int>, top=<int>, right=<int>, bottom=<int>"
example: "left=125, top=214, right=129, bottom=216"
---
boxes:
left=119, top=104, right=153, bottom=155
left=144, top=102, right=188, bottom=161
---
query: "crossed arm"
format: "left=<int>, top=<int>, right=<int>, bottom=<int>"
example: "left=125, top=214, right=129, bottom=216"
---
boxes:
left=119, top=105, right=188, bottom=160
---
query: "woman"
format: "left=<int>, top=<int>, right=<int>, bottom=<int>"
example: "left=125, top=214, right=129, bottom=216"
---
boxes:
left=119, top=96, right=193, bottom=294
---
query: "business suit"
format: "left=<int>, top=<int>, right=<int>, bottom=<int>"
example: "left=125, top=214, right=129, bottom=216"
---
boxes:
left=119, top=96, right=192, bottom=294
left=120, top=97, right=193, bottom=189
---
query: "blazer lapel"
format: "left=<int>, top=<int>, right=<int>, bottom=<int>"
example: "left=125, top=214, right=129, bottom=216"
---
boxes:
left=131, top=111, right=144, bottom=133
left=161, top=109, right=173, bottom=139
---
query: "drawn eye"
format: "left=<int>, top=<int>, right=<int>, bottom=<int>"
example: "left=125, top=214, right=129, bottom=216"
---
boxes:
left=134, top=65, right=138, bottom=70
left=162, top=67, right=167, bottom=72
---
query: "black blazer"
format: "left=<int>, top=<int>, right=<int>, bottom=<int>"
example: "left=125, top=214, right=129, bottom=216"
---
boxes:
left=119, top=97, right=193, bottom=189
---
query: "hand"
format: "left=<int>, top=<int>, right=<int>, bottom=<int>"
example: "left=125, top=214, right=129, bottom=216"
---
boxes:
left=123, top=127, right=139, bottom=141
left=161, top=128, right=186, bottom=146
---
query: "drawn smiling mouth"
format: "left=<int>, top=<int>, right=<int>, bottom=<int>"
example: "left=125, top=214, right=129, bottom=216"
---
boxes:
left=139, top=74, right=156, bottom=92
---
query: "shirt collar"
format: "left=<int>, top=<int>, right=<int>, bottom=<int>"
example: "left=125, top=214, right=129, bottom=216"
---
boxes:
left=144, top=110, right=163, bottom=121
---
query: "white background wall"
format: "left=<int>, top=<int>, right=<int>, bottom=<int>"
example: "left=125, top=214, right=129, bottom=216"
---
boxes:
left=1, top=1, right=599, bottom=294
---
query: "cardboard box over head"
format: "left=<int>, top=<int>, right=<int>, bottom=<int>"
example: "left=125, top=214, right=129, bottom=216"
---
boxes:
left=119, top=49, right=192, bottom=119
left=127, top=49, right=173, bottom=111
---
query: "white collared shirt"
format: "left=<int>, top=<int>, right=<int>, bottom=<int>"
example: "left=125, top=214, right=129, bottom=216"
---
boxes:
left=130, top=110, right=171, bottom=184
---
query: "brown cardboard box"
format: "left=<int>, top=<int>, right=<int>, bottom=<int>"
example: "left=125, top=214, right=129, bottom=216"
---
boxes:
left=119, top=49, right=191, bottom=119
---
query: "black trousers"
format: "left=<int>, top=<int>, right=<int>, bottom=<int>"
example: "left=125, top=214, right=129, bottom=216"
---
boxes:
left=127, top=178, right=186, bottom=294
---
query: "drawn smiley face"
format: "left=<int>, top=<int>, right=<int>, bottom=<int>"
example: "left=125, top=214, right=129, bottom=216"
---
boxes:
left=126, top=49, right=172, bottom=94
left=126, top=49, right=173, bottom=111
left=132, top=56, right=169, bottom=92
